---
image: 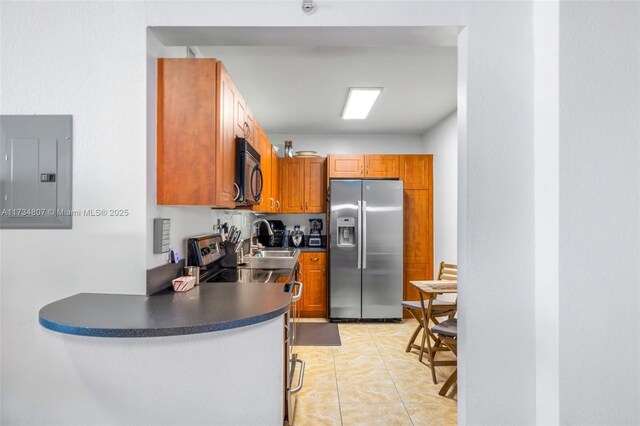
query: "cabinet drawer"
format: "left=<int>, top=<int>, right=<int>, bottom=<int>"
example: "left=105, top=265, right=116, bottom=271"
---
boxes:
left=303, top=252, right=327, bottom=265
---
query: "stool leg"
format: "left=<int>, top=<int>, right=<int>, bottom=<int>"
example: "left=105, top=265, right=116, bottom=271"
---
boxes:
left=406, top=308, right=423, bottom=353
left=406, top=322, right=422, bottom=352
left=439, top=369, right=457, bottom=396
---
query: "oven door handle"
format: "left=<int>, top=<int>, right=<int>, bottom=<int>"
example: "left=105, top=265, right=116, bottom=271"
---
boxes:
left=290, top=358, right=306, bottom=394
left=291, top=280, right=303, bottom=302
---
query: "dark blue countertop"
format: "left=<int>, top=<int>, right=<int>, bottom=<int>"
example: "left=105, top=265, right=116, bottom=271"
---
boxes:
left=39, top=283, right=291, bottom=338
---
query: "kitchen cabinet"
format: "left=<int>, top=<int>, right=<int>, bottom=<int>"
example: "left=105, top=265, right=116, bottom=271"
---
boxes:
left=281, top=158, right=305, bottom=212
left=403, top=189, right=432, bottom=264
left=400, top=155, right=433, bottom=190
left=328, top=154, right=364, bottom=178
left=157, top=58, right=237, bottom=207
left=328, top=154, right=399, bottom=179
left=364, top=155, right=399, bottom=178
left=281, top=157, right=326, bottom=213
left=301, top=252, right=327, bottom=318
left=271, top=147, right=281, bottom=212
left=304, top=158, right=326, bottom=212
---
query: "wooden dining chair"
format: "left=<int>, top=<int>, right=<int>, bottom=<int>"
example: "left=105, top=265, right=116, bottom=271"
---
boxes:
left=431, top=318, right=458, bottom=397
left=402, top=262, right=457, bottom=380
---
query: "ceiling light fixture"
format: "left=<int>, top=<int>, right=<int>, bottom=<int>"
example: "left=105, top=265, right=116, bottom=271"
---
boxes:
left=342, top=87, right=383, bottom=120
left=301, top=0, right=315, bottom=14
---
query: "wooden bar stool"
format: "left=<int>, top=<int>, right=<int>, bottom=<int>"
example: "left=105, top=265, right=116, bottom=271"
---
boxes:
left=402, top=262, right=457, bottom=363
left=431, top=318, right=457, bottom=396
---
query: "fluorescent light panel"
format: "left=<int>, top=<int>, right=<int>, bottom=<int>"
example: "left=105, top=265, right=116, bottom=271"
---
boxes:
left=342, top=87, right=382, bottom=120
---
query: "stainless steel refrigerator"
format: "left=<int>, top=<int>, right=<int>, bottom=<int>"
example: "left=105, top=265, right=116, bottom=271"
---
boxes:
left=329, top=179, right=403, bottom=320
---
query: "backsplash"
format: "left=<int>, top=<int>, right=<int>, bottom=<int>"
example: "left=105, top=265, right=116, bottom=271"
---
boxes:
left=147, top=208, right=256, bottom=268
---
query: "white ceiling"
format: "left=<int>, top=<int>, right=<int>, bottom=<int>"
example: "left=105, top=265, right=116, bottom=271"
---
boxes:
left=150, top=27, right=458, bottom=135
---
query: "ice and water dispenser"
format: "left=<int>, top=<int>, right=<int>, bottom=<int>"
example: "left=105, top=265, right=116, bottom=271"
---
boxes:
left=336, top=217, right=356, bottom=247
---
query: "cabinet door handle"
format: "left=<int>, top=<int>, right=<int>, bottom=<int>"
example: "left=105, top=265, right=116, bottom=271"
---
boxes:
left=311, top=257, right=319, bottom=261
left=276, top=200, right=281, bottom=211
left=269, top=197, right=275, bottom=208
left=305, top=201, right=309, bottom=210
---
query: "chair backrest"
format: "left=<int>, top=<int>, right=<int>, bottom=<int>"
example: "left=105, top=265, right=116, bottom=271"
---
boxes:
left=437, top=262, right=457, bottom=281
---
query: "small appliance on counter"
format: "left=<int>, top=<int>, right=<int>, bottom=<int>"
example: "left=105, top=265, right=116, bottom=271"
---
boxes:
left=308, top=218, right=323, bottom=247
left=257, top=220, right=286, bottom=247
left=290, top=225, right=305, bottom=248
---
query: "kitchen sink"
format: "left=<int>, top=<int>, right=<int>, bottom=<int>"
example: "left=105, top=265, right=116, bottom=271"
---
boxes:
left=250, top=249, right=297, bottom=259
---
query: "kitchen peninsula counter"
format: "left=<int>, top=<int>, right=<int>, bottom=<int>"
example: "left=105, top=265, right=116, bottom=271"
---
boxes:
left=39, top=283, right=291, bottom=338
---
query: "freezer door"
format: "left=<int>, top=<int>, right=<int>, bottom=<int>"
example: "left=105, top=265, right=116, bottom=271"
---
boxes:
left=361, top=180, right=404, bottom=319
left=329, top=180, right=362, bottom=319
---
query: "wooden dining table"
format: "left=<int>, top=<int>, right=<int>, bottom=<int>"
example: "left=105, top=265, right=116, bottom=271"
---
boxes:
left=409, top=279, right=458, bottom=387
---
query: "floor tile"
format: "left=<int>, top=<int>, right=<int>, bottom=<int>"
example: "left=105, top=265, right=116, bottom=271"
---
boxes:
left=337, top=376, right=402, bottom=403
left=293, top=401, right=342, bottom=426
left=294, top=322, right=457, bottom=424
left=405, top=399, right=458, bottom=426
left=340, top=402, right=412, bottom=426
left=297, top=376, right=339, bottom=405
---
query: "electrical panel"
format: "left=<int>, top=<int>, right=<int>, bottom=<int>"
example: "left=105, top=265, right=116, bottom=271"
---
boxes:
left=0, top=115, right=73, bottom=229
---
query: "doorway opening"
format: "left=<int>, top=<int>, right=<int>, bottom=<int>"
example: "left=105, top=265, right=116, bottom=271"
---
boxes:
left=147, top=25, right=463, bottom=424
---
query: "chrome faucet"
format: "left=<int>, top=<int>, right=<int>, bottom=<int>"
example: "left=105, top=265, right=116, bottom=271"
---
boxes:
left=250, top=218, right=273, bottom=253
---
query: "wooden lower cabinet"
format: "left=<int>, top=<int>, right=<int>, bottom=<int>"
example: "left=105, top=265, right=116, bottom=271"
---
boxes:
left=300, top=252, right=327, bottom=318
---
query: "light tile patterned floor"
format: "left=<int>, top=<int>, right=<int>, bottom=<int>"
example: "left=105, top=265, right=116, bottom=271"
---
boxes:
left=292, top=320, right=457, bottom=426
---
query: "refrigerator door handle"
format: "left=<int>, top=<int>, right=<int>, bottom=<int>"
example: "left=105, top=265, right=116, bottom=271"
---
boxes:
left=357, top=200, right=362, bottom=270
left=362, top=200, right=367, bottom=269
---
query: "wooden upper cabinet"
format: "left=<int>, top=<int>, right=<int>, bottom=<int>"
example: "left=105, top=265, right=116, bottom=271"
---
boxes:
left=216, top=63, right=239, bottom=207
left=304, top=158, right=326, bottom=213
left=403, top=189, right=433, bottom=265
left=401, top=155, right=433, bottom=190
left=281, top=158, right=305, bottom=212
left=328, top=154, right=364, bottom=178
left=328, top=154, right=399, bottom=179
left=235, top=95, right=247, bottom=137
left=261, top=129, right=273, bottom=212
left=157, top=58, right=235, bottom=207
left=281, top=157, right=327, bottom=213
left=271, top=147, right=281, bottom=212
left=247, top=109, right=256, bottom=145
left=365, top=155, right=399, bottom=178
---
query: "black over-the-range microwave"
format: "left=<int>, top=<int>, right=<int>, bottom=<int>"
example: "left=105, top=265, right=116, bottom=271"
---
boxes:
left=234, top=137, right=263, bottom=206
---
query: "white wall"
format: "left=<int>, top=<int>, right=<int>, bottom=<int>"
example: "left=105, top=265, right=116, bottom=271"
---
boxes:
left=1, top=1, right=608, bottom=424
left=558, top=2, right=640, bottom=424
left=533, top=1, right=559, bottom=424
left=422, top=111, right=457, bottom=277
left=267, top=133, right=423, bottom=157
